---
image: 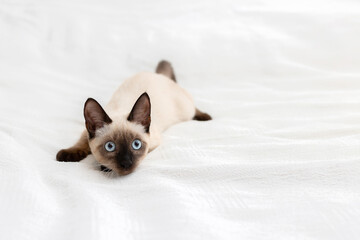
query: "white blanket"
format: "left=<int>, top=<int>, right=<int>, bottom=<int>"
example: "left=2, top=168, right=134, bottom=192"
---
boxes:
left=1, top=0, right=360, bottom=239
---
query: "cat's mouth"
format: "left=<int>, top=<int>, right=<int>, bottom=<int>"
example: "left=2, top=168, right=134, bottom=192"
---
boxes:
left=100, top=165, right=112, bottom=172
left=100, top=164, right=137, bottom=176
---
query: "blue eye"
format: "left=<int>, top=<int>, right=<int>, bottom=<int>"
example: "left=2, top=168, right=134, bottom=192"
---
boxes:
left=104, top=141, right=116, bottom=152
left=132, top=139, right=142, bottom=150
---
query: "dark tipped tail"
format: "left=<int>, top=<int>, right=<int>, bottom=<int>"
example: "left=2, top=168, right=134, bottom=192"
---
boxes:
left=155, top=60, right=212, bottom=121
left=156, top=60, right=176, bottom=82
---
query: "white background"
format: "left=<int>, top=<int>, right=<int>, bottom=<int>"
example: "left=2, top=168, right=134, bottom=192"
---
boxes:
left=1, top=0, right=360, bottom=239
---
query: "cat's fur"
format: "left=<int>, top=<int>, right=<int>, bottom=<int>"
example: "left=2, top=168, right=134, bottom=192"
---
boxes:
left=56, top=60, right=211, bottom=175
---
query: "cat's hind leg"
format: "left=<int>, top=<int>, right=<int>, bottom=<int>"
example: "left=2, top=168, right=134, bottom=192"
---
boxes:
left=56, top=131, right=90, bottom=162
left=193, top=108, right=212, bottom=121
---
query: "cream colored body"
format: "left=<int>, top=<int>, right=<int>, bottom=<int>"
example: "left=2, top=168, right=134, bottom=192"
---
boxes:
left=103, top=72, right=196, bottom=151
left=56, top=62, right=211, bottom=174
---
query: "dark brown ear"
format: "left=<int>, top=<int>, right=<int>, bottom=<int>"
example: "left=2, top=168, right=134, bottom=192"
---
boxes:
left=127, top=92, right=151, bottom=133
left=84, top=98, right=112, bottom=138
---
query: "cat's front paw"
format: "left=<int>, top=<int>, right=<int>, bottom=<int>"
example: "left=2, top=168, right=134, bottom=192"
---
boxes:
left=56, top=148, right=88, bottom=162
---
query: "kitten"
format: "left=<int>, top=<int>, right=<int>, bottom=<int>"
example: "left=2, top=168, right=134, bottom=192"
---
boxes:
left=56, top=60, right=211, bottom=175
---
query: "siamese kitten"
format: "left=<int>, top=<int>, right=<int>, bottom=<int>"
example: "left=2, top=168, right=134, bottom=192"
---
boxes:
left=56, top=60, right=211, bottom=175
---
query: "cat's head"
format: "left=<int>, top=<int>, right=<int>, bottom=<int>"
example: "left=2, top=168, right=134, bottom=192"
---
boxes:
left=83, top=93, right=151, bottom=175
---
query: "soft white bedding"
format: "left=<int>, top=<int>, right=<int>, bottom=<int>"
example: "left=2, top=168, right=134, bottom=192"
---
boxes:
left=1, top=0, right=360, bottom=239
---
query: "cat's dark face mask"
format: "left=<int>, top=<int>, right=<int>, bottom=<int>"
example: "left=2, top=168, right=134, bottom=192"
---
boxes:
left=84, top=93, right=151, bottom=175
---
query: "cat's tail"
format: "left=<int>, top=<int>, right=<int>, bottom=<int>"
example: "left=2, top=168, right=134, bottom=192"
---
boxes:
left=156, top=60, right=212, bottom=121
left=156, top=60, right=176, bottom=82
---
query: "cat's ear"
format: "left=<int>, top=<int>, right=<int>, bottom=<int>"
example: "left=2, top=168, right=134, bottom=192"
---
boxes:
left=84, top=98, right=112, bottom=138
left=127, top=92, right=151, bottom=133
